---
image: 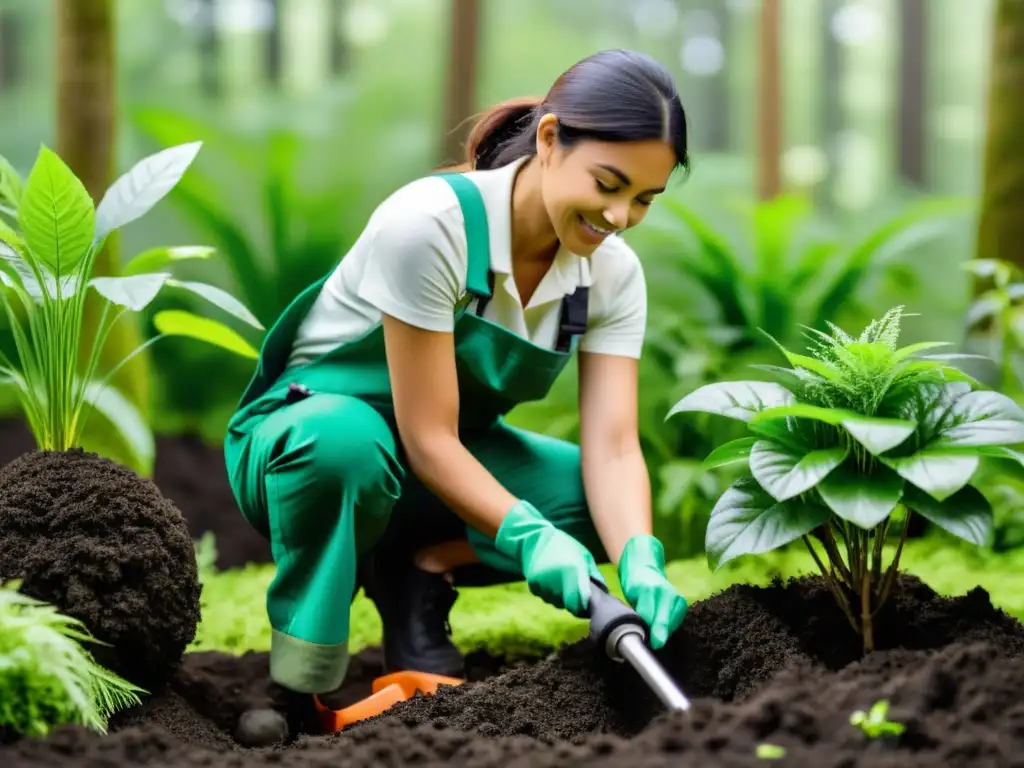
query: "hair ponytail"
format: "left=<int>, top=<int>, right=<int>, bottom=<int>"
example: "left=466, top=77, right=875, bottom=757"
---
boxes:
left=460, top=96, right=543, bottom=170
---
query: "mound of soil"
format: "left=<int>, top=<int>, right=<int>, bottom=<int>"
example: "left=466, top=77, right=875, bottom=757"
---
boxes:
left=0, top=419, right=272, bottom=570
left=4, top=573, right=1024, bottom=767
left=0, top=449, right=202, bottom=692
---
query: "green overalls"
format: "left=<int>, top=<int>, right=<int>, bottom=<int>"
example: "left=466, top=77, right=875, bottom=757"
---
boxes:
left=223, top=173, right=607, bottom=694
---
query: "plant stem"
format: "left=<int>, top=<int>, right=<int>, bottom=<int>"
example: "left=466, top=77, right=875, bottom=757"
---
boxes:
left=871, top=521, right=887, bottom=585
left=821, top=525, right=853, bottom=586
left=860, top=564, right=874, bottom=653
left=874, top=509, right=912, bottom=614
left=803, top=534, right=859, bottom=633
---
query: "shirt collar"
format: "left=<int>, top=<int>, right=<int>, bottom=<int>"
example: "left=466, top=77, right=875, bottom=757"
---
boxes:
left=467, top=157, right=592, bottom=306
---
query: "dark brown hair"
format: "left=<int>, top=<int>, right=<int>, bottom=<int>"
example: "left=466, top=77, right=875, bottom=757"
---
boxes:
left=458, top=49, right=689, bottom=176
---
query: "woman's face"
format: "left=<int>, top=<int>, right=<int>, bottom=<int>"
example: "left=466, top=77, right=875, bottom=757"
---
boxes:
left=535, top=113, right=677, bottom=256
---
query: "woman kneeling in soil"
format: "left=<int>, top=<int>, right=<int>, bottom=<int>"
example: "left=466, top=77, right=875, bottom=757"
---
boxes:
left=223, top=48, right=691, bottom=733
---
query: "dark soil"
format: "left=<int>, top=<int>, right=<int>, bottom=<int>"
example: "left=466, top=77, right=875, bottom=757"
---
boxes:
left=4, top=573, right=1024, bottom=767
left=0, top=418, right=272, bottom=570
left=0, top=449, right=202, bottom=692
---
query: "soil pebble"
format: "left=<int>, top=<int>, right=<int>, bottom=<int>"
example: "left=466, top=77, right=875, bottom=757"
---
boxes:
left=3, top=572, right=1023, bottom=767
left=234, top=709, right=289, bottom=747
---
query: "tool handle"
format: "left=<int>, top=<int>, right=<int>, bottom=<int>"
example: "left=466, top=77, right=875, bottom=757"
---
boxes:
left=586, top=578, right=648, bottom=649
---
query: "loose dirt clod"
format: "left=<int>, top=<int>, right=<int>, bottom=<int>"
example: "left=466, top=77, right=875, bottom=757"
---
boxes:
left=0, top=449, right=202, bottom=692
left=3, top=572, right=1023, bottom=767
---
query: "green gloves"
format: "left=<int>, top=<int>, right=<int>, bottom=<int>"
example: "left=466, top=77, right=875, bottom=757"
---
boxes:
left=491, top=503, right=686, bottom=649
left=493, top=500, right=605, bottom=617
left=618, top=534, right=687, bottom=649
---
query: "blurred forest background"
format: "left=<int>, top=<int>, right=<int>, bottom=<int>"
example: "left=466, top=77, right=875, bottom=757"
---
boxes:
left=1, top=0, right=1021, bottom=561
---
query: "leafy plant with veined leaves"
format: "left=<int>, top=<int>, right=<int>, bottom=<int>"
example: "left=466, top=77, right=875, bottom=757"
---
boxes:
left=0, top=142, right=263, bottom=473
left=667, top=306, right=1024, bottom=652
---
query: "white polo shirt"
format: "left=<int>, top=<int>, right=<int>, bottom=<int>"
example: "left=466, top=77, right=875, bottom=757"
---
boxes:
left=286, top=156, right=647, bottom=368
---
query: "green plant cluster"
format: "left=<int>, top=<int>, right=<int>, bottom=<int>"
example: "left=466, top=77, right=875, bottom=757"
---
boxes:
left=0, top=584, right=143, bottom=739
left=668, top=306, right=1024, bottom=651
left=0, top=142, right=263, bottom=474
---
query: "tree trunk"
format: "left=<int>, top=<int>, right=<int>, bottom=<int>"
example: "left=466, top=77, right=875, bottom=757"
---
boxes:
left=264, top=0, right=282, bottom=87
left=976, top=0, right=1024, bottom=272
left=756, top=0, right=782, bottom=200
left=441, top=0, right=480, bottom=166
left=897, top=0, right=927, bottom=186
left=55, top=0, right=151, bottom=459
left=0, top=11, right=19, bottom=92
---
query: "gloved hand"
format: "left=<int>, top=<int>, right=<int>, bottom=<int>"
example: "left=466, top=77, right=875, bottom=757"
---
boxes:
left=618, top=534, right=687, bottom=649
left=494, top=500, right=605, bottom=617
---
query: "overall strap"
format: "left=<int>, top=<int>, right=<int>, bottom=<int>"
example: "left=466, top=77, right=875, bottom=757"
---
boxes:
left=433, top=173, right=493, bottom=304
left=555, top=286, right=589, bottom=352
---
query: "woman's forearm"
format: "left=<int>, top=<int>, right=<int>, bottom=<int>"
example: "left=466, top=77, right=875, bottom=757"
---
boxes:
left=581, top=443, right=653, bottom=567
left=406, top=434, right=519, bottom=540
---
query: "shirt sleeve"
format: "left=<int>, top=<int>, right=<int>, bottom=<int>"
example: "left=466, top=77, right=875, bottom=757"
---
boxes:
left=578, top=238, right=647, bottom=359
left=355, top=185, right=465, bottom=333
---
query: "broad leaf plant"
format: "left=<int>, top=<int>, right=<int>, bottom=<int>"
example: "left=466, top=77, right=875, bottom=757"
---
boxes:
left=667, top=307, right=1024, bottom=652
left=0, top=143, right=263, bottom=471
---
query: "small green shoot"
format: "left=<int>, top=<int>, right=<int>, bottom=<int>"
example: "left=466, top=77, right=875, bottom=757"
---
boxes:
left=0, top=586, right=144, bottom=738
left=849, top=699, right=905, bottom=738
left=756, top=742, right=787, bottom=759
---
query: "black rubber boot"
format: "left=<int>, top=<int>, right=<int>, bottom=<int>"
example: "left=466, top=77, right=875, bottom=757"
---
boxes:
left=361, top=553, right=466, bottom=678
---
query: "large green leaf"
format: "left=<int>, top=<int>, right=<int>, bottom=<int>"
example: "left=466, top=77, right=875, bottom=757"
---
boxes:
left=94, top=142, right=202, bottom=241
left=932, top=390, right=1024, bottom=448
left=82, top=380, right=155, bottom=477
left=705, top=476, right=831, bottom=570
left=901, top=483, right=993, bottom=546
left=751, top=403, right=916, bottom=454
left=817, top=463, right=904, bottom=529
left=152, top=309, right=259, bottom=359
left=749, top=440, right=847, bottom=501
left=89, top=273, right=170, bottom=311
left=666, top=381, right=794, bottom=423
left=166, top=279, right=264, bottom=330
left=702, top=437, right=757, bottom=470
left=18, top=146, right=95, bottom=277
left=122, top=245, right=215, bottom=276
left=880, top=449, right=979, bottom=502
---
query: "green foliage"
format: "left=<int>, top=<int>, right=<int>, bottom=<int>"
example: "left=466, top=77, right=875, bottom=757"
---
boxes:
left=956, top=258, right=1024, bottom=551
left=639, top=193, right=972, bottom=344
left=0, top=585, right=144, bottom=739
left=963, top=257, right=1024, bottom=396
left=668, top=306, right=1024, bottom=651
left=0, top=143, right=263, bottom=474
left=130, top=107, right=364, bottom=328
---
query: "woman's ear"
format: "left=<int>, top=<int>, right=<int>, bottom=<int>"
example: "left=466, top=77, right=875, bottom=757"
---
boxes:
left=535, top=113, right=559, bottom=165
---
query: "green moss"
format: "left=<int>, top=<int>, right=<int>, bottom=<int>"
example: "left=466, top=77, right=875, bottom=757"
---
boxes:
left=189, top=538, right=1024, bottom=659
